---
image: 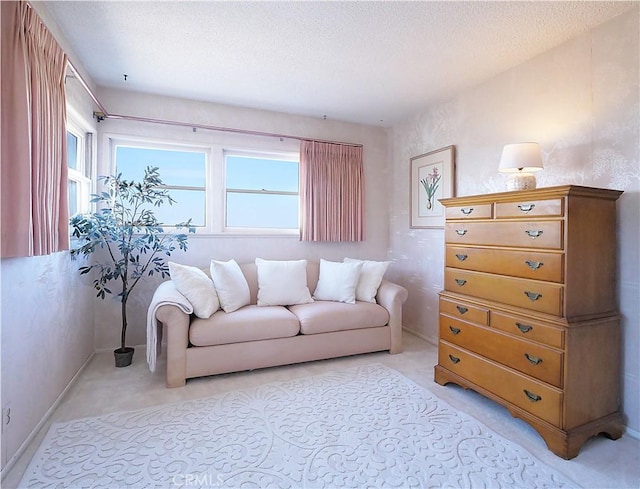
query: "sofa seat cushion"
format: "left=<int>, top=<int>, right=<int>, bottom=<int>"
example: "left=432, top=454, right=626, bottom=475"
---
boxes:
left=189, top=305, right=300, bottom=347
left=288, top=301, right=390, bottom=335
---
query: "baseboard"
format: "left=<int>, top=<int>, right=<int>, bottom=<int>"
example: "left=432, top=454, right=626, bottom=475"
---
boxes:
left=625, top=426, right=640, bottom=440
left=1, top=352, right=95, bottom=480
left=95, top=343, right=147, bottom=354
left=403, top=326, right=438, bottom=346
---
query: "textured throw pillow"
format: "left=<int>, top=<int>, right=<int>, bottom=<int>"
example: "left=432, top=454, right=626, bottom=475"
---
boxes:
left=255, top=258, right=313, bottom=306
left=168, top=262, right=219, bottom=318
left=344, top=258, right=391, bottom=303
left=313, top=259, right=363, bottom=304
left=209, top=259, right=251, bottom=313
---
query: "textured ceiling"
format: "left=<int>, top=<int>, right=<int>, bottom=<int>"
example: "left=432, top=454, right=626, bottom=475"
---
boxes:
left=44, top=1, right=636, bottom=127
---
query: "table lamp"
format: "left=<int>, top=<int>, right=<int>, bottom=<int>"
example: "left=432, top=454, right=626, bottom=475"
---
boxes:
left=498, top=142, right=544, bottom=190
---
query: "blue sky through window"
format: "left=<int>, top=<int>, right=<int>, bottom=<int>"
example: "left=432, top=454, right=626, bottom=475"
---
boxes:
left=114, top=145, right=300, bottom=230
left=226, top=155, right=298, bottom=192
left=226, top=193, right=298, bottom=228
left=67, top=132, right=78, bottom=170
left=115, top=145, right=206, bottom=226
left=115, top=146, right=206, bottom=187
left=225, top=154, right=299, bottom=229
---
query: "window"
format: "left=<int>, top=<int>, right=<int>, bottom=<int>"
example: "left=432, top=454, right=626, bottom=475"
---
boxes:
left=224, top=151, right=299, bottom=230
left=114, top=142, right=208, bottom=227
left=108, top=135, right=300, bottom=235
left=66, top=115, right=93, bottom=217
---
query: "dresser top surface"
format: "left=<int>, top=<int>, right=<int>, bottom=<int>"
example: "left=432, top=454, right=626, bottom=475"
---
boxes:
left=439, top=185, right=623, bottom=207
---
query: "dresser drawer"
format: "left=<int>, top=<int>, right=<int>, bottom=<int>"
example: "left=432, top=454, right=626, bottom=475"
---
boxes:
left=445, top=203, right=492, bottom=220
left=495, top=198, right=564, bottom=219
left=445, top=221, right=563, bottom=249
left=445, top=268, right=564, bottom=316
left=439, top=297, right=489, bottom=325
left=446, top=246, right=564, bottom=282
left=439, top=316, right=563, bottom=387
left=439, top=342, right=562, bottom=426
left=491, top=311, right=564, bottom=349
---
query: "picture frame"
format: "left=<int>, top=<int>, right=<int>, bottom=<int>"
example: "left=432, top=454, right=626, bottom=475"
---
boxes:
left=410, top=145, right=455, bottom=228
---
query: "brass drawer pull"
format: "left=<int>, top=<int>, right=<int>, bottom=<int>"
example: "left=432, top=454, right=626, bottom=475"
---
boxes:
left=456, top=306, right=468, bottom=315
left=524, top=353, right=543, bottom=365
left=524, top=291, right=542, bottom=301
left=454, top=279, right=467, bottom=286
left=455, top=229, right=468, bottom=236
left=525, top=260, right=544, bottom=270
left=449, top=326, right=461, bottom=335
left=455, top=254, right=468, bottom=261
left=525, top=229, right=544, bottom=238
left=516, top=322, right=533, bottom=333
left=518, top=203, right=536, bottom=213
left=523, top=389, right=542, bottom=402
left=460, top=207, right=474, bottom=215
left=448, top=354, right=461, bottom=364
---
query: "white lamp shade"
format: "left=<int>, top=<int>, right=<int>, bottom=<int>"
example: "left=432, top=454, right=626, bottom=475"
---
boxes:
left=499, top=143, right=544, bottom=173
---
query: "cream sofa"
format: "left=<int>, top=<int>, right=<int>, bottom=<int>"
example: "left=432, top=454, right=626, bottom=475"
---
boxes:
left=151, top=261, right=408, bottom=387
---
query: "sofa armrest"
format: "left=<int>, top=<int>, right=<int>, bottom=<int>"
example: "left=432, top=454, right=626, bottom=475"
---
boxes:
left=155, top=301, right=191, bottom=388
left=376, top=280, right=409, bottom=354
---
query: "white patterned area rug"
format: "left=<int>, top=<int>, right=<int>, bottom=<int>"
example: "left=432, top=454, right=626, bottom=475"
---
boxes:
left=21, top=364, right=578, bottom=488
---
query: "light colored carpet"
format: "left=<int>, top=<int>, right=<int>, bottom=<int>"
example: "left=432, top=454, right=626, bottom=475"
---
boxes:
left=20, top=364, right=578, bottom=488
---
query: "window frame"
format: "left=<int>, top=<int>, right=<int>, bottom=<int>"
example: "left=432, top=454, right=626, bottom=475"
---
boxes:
left=104, top=133, right=301, bottom=236
left=66, top=108, right=94, bottom=217
left=109, top=136, right=212, bottom=231
left=223, top=149, right=300, bottom=235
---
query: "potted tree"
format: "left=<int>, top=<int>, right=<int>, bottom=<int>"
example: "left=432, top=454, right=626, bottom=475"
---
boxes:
left=70, top=166, right=194, bottom=367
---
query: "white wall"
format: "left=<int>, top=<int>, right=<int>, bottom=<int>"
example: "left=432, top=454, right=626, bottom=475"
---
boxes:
left=388, top=9, right=639, bottom=433
left=0, top=3, right=101, bottom=472
left=92, top=88, right=390, bottom=349
left=0, top=75, right=97, bottom=471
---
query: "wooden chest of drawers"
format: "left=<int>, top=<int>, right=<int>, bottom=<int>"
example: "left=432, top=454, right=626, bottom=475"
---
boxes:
left=435, top=185, right=623, bottom=459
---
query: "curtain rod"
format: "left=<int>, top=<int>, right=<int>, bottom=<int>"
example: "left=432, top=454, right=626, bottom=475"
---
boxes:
left=66, top=62, right=363, bottom=148
left=67, top=62, right=108, bottom=115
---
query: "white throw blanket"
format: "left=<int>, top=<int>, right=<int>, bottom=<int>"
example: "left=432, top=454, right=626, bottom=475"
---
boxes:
left=146, top=280, right=193, bottom=372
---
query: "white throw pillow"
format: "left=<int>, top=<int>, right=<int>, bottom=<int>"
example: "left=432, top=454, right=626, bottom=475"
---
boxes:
left=209, top=259, right=251, bottom=313
left=313, top=259, right=363, bottom=304
left=168, top=262, right=219, bottom=318
left=344, top=258, right=390, bottom=303
left=255, top=258, right=313, bottom=306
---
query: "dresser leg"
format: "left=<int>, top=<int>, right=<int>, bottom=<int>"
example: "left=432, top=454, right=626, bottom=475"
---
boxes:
left=563, top=413, right=624, bottom=459
left=434, top=365, right=469, bottom=388
left=508, top=409, right=624, bottom=459
left=435, top=365, right=624, bottom=459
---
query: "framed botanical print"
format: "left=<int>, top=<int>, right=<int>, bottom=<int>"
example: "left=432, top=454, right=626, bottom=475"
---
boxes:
left=410, top=145, right=455, bottom=228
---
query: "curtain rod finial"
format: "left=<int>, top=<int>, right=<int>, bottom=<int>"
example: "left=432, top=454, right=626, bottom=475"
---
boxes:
left=93, top=111, right=106, bottom=122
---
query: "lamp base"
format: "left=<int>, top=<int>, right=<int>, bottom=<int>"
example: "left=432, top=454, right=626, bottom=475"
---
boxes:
left=505, top=173, right=537, bottom=191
